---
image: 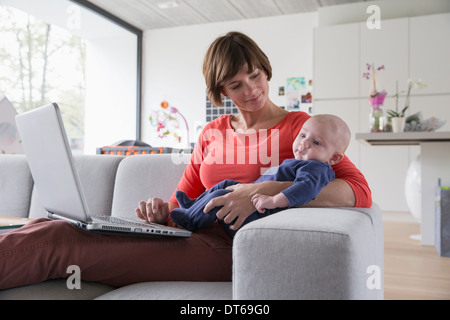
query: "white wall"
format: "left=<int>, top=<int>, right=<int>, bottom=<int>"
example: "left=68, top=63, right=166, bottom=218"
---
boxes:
left=141, top=12, right=317, bottom=147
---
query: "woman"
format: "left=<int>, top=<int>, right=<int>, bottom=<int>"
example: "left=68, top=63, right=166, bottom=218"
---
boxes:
left=0, top=32, right=371, bottom=290
left=136, top=31, right=371, bottom=231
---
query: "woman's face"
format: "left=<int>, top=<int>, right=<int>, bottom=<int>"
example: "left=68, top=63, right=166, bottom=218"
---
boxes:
left=221, top=64, right=269, bottom=113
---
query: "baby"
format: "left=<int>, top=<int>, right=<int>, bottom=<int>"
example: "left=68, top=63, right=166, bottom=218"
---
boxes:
left=170, top=114, right=351, bottom=238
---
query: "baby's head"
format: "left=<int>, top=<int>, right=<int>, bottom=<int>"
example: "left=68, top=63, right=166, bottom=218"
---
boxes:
left=292, top=114, right=351, bottom=165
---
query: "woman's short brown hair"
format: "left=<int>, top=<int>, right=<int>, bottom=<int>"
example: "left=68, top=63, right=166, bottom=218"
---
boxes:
left=202, top=31, right=272, bottom=107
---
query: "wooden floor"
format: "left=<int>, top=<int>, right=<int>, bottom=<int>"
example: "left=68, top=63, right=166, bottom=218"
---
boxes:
left=383, top=212, right=450, bottom=300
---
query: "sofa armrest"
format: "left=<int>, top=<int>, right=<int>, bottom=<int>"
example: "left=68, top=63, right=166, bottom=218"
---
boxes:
left=0, top=155, right=34, bottom=218
left=232, top=205, right=384, bottom=300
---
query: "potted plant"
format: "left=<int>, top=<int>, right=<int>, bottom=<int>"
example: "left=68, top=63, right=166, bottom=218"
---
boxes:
left=387, top=79, right=427, bottom=133
left=363, top=63, right=386, bottom=132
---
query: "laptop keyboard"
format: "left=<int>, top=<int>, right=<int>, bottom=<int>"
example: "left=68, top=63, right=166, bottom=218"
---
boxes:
left=91, top=215, right=163, bottom=228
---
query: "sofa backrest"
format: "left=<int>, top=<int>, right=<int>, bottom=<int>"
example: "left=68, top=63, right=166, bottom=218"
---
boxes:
left=0, top=153, right=190, bottom=219
left=28, top=155, right=126, bottom=219
left=111, top=153, right=189, bottom=219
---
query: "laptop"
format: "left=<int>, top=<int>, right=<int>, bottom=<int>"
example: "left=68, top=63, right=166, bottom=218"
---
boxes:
left=15, top=103, right=191, bottom=238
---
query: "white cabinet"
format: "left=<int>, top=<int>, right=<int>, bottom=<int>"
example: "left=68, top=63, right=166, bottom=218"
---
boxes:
left=359, top=143, right=411, bottom=212
left=314, top=23, right=360, bottom=99
left=313, top=13, right=450, bottom=212
left=359, top=18, right=409, bottom=99
left=410, top=13, right=450, bottom=95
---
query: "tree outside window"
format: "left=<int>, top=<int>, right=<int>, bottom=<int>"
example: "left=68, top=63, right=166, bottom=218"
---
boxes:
left=0, top=5, right=86, bottom=152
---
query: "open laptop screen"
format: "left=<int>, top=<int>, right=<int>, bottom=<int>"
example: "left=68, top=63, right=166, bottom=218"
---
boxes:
left=15, top=103, right=91, bottom=223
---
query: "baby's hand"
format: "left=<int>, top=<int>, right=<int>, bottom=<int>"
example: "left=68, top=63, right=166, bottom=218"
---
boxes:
left=251, top=194, right=274, bottom=213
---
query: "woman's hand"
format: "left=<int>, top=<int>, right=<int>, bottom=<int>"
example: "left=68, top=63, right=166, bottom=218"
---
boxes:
left=135, top=197, right=169, bottom=225
left=204, top=183, right=256, bottom=231
left=204, top=181, right=292, bottom=231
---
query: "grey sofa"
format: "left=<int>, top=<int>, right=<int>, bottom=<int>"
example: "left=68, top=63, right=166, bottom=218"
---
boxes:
left=0, top=154, right=384, bottom=300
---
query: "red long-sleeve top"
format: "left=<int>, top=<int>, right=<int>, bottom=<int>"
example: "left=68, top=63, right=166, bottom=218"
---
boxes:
left=169, top=111, right=372, bottom=209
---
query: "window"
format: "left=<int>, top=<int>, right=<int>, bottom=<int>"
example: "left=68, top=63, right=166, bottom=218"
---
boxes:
left=0, top=0, right=142, bottom=154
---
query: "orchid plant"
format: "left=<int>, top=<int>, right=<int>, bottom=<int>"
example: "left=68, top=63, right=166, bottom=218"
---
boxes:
left=387, top=79, right=427, bottom=118
left=363, top=63, right=386, bottom=109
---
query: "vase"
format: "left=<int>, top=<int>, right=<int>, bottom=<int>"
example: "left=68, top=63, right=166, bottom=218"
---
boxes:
left=369, top=105, right=386, bottom=133
left=368, top=91, right=387, bottom=133
left=391, top=117, right=405, bottom=133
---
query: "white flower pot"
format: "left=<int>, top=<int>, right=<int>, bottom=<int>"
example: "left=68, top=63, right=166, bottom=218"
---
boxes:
left=391, top=117, right=405, bottom=133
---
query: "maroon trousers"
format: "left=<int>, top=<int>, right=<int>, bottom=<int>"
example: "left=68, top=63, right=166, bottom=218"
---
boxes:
left=0, top=218, right=233, bottom=290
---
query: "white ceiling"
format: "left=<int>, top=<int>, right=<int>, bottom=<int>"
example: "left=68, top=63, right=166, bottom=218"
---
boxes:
left=86, top=0, right=371, bottom=30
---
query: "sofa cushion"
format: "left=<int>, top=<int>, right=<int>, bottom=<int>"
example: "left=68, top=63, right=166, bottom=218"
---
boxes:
left=95, top=281, right=232, bottom=300
left=0, top=155, right=33, bottom=218
left=111, top=154, right=190, bottom=219
left=0, top=279, right=116, bottom=300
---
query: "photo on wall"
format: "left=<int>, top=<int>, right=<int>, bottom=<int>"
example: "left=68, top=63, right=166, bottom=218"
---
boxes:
left=286, top=77, right=312, bottom=114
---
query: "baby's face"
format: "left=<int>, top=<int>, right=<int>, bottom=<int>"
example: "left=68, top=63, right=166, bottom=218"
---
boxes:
left=292, top=118, right=339, bottom=164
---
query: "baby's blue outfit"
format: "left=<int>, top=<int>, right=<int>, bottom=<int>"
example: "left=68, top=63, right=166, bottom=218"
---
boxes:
left=170, top=159, right=335, bottom=238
